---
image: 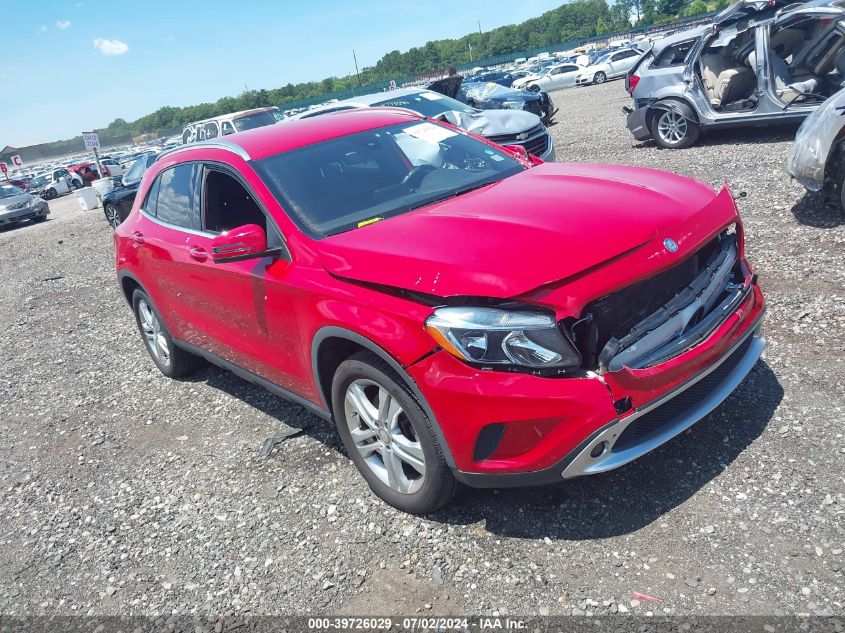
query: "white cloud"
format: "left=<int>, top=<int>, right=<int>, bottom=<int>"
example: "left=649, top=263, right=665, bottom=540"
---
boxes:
left=56, top=19, right=71, bottom=29
left=92, top=38, right=129, bottom=56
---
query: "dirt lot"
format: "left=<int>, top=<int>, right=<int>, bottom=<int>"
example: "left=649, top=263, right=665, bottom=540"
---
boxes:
left=1, top=81, right=843, bottom=619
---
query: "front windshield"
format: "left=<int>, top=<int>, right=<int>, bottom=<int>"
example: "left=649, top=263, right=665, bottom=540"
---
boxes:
left=255, top=120, right=524, bottom=237
left=233, top=111, right=278, bottom=132
left=0, top=185, right=24, bottom=198
left=593, top=53, right=612, bottom=65
left=372, top=92, right=475, bottom=117
left=29, top=175, right=49, bottom=188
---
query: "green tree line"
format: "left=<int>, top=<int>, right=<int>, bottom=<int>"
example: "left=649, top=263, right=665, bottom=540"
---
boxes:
left=35, top=0, right=728, bottom=153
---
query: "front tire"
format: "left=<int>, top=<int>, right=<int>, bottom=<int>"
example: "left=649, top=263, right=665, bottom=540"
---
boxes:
left=46, top=188, right=57, bottom=200
left=650, top=108, right=701, bottom=149
left=331, top=351, right=459, bottom=514
left=594, top=71, right=606, bottom=84
left=131, top=289, right=203, bottom=378
left=528, top=84, right=541, bottom=92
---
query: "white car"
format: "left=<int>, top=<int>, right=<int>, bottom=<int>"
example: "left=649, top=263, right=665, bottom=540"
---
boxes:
left=575, top=48, right=642, bottom=85
left=26, top=169, right=82, bottom=199
left=100, top=158, right=125, bottom=178
left=522, top=63, right=582, bottom=92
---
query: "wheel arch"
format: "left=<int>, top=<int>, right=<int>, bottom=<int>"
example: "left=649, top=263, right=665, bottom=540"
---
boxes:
left=311, top=326, right=457, bottom=469
left=117, top=270, right=145, bottom=306
left=649, top=97, right=699, bottom=125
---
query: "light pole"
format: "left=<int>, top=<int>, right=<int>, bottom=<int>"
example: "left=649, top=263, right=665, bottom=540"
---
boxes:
left=468, top=42, right=473, bottom=63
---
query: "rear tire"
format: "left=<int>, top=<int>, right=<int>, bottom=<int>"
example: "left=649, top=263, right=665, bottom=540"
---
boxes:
left=104, top=203, right=122, bottom=229
left=650, top=107, right=701, bottom=149
left=331, top=351, right=460, bottom=515
left=131, top=289, right=204, bottom=378
left=594, top=71, right=607, bottom=84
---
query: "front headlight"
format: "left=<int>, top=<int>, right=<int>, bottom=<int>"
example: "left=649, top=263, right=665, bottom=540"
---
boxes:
left=501, top=100, right=523, bottom=110
left=425, top=307, right=581, bottom=370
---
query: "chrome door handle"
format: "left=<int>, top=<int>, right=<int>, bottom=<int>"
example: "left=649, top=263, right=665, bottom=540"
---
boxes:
left=189, top=246, right=208, bottom=262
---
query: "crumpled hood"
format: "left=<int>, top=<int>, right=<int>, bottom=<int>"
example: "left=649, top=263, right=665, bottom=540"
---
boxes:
left=440, top=108, right=542, bottom=136
left=317, top=163, right=728, bottom=299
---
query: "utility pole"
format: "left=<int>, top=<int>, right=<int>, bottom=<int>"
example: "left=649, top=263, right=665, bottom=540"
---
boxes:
left=353, top=49, right=362, bottom=87
left=468, top=42, right=473, bottom=63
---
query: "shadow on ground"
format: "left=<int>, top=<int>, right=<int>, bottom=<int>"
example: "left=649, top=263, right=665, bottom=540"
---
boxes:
left=634, top=122, right=801, bottom=150
left=791, top=192, right=845, bottom=228
left=185, top=355, right=782, bottom=541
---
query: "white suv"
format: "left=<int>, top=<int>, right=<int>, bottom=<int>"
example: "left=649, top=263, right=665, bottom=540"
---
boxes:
left=575, top=48, right=642, bottom=85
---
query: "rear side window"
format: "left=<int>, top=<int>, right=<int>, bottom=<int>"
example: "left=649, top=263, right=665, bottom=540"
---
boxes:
left=143, top=164, right=201, bottom=229
left=141, top=178, right=161, bottom=216
left=652, top=40, right=695, bottom=68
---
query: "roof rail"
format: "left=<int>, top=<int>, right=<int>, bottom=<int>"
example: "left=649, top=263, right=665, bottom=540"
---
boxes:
left=159, top=139, right=251, bottom=162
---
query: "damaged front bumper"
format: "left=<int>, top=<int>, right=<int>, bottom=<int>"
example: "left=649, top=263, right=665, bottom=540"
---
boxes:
left=408, top=230, right=765, bottom=486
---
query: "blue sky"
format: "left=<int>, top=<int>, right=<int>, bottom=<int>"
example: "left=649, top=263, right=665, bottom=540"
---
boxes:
left=0, top=0, right=562, bottom=146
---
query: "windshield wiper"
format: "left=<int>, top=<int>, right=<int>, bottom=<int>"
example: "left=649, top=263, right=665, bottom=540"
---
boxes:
left=405, top=178, right=501, bottom=212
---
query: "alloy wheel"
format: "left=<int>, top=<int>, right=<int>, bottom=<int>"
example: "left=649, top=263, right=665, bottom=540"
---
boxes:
left=343, top=378, right=426, bottom=494
left=657, top=110, right=688, bottom=146
left=595, top=72, right=606, bottom=84
left=137, top=299, right=170, bottom=366
left=105, top=205, right=121, bottom=229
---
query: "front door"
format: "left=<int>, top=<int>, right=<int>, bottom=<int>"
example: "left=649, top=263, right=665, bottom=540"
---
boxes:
left=175, top=165, right=311, bottom=397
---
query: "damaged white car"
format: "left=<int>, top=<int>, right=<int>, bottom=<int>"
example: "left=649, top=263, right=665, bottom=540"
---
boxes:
left=289, top=89, right=555, bottom=162
left=787, top=85, right=845, bottom=208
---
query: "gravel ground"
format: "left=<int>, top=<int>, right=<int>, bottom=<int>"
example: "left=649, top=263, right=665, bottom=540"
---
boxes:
left=1, top=81, right=843, bottom=619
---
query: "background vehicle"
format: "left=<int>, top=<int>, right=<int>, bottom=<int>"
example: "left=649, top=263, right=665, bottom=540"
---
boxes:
left=290, top=88, right=555, bottom=161
left=5, top=177, right=31, bottom=191
left=182, top=106, right=280, bottom=144
left=27, top=170, right=79, bottom=199
left=115, top=110, right=764, bottom=514
left=625, top=0, right=845, bottom=148
left=0, top=185, right=49, bottom=227
left=68, top=163, right=100, bottom=186
left=102, top=152, right=160, bottom=228
left=429, top=76, right=556, bottom=124
left=100, top=158, right=126, bottom=178
left=523, top=63, right=582, bottom=91
left=787, top=85, right=845, bottom=208
left=575, top=48, right=642, bottom=85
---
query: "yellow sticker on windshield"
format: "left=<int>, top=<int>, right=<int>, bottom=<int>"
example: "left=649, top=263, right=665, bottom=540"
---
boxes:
left=357, top=217, right=383, bottom=228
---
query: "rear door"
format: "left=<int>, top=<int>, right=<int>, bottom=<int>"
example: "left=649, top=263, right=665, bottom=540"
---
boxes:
left=133, top=162, right=205, bottom=338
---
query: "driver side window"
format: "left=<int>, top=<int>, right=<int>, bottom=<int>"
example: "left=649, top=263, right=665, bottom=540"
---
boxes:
left=202, top=169, right=267, bottom=234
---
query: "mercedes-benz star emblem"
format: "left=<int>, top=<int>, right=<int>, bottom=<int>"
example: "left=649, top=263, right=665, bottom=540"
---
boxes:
left=664, top=238, right=679, bottom=252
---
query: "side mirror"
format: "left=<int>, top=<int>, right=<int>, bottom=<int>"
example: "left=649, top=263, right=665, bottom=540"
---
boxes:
left=211, top=224, right=273, bottom=263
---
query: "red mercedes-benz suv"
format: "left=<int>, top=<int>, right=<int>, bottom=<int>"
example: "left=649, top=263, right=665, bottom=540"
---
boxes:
left=114, top=109, right=765, bottom=514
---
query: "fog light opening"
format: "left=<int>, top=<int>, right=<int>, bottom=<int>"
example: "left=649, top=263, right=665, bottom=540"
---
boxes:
left=590, top=441, right=608, bottom=459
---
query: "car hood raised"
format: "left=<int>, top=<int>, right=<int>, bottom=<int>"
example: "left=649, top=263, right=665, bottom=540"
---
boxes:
left=440, top=108, right=542, bottom=136
left=317, top=163, right=730, bottom=299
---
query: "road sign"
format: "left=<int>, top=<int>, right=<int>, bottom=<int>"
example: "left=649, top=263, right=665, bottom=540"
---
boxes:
left=82, top=132, right=100, bottom=151
left=0, top=163, right=7, bottom=175
left=11, top=155, right=22, bottom=167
